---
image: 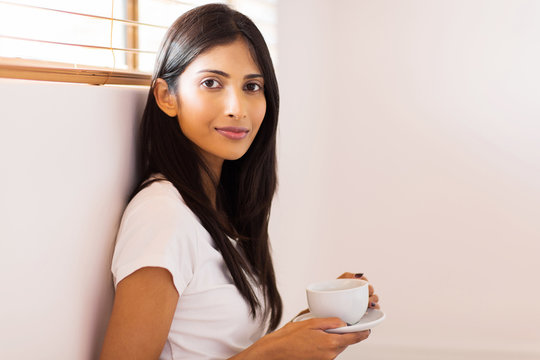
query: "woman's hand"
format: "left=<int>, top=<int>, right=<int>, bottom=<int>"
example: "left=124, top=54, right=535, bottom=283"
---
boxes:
left=338, top=272, right=380, bottom=310
left=233, top=317, right=370, bottom=360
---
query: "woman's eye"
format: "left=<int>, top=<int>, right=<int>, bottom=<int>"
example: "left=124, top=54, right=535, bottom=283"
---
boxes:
left=202, top=79, right=220, bottom=88
left=245, top=82, right=262, bottom=92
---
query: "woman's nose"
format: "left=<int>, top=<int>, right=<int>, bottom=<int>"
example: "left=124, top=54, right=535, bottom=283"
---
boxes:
left=225, top=88, right=245, bottom=119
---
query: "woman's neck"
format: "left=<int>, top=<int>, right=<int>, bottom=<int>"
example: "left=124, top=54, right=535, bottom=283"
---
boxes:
left=201, top=172, right=218, bottom=209
left=200, top=155, right=223, bottom=210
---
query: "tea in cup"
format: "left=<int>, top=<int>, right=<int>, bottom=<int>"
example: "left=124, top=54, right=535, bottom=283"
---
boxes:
left=306, top=279, right=369, bottom=325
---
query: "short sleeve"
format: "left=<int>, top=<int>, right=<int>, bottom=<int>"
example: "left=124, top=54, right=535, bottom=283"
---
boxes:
left=111, top=181, right=199, bottom=295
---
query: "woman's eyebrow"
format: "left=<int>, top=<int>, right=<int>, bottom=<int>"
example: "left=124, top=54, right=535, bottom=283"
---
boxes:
left=197, top=69, right=263, bottom=79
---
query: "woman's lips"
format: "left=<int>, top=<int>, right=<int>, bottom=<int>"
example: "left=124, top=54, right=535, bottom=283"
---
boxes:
left=215, top=126, right=249, bottom=140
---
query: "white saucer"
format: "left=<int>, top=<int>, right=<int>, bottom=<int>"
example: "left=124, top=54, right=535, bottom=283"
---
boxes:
left=292, top=308, right=385, bottom=334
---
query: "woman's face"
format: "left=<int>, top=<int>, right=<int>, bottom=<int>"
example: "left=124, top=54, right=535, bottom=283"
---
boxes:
left=175, top=38, right=266, bottom=172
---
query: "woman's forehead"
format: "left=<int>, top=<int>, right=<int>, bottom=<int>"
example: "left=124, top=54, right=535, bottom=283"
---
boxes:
left=184, top=38, right=262, bottom=76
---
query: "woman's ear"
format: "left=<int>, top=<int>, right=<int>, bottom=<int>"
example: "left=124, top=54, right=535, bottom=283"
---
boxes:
left=154, top=78, right=178, bottom=117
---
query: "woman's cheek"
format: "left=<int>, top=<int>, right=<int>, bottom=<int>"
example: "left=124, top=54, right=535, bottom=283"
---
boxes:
left=253, top=99, right=266, bottom=127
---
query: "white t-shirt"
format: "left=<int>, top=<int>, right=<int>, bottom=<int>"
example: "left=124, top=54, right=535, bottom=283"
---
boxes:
left=111, top=176, right=266, bottom=359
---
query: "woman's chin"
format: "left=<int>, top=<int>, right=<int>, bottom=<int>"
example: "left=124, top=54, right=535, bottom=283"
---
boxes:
left=224, top=152, right=248, bottom=161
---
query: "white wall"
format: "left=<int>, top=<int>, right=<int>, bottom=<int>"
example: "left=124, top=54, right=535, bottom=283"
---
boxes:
left=272, top=0, right=540, bottom=359
left=0, top=79, right=147, bottom=359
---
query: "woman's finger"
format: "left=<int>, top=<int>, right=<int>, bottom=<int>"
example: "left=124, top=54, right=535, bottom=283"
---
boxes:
left=369, top=293, right=380, bottom=309
left=337, top=273, right=379, bottom=310
left=306, top=317, right=348, bottom=331
left=338, top=272, right=367, bottom=280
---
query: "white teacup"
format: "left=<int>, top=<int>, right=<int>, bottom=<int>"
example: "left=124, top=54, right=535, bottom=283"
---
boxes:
left=306, top=279, right=369, bottom=325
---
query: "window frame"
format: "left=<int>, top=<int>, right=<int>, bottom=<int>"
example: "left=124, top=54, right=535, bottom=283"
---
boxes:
left=0, top=0, right=276, bottom=86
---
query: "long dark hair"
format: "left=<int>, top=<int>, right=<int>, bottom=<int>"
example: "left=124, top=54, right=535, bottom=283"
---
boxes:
left=131, top=4, right=282, bottom=331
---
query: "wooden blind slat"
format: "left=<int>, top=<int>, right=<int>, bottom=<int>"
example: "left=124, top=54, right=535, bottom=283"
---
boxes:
left=0, top=57, right=151, bottom=85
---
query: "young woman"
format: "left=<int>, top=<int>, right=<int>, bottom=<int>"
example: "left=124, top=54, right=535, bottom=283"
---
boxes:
left=100, top=4, right=379, bottom=359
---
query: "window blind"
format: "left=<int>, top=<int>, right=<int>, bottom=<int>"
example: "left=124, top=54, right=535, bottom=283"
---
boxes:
left=0, top=0, right=277, bottom=85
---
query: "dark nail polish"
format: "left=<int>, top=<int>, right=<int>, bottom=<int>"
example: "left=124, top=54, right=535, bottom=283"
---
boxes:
left=370, top=302, right=376, bottom=307
left=354, top=273, right=364, bottom=278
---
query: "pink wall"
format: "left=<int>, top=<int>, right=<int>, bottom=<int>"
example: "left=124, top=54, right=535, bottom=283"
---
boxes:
left=272, top=0, right=540, bottom=358
left=0, top=79, right=147, bottom=359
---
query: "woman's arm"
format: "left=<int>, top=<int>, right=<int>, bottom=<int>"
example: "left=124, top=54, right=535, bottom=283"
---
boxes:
left=100, top=267, right=370, bottom=360
left=99, top=267, right=179, bottom=360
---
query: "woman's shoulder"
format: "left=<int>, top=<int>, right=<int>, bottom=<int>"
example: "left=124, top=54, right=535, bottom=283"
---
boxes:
left=124, top=174, right=196, bottom=226
left=112, top=175, right=203, bottom=292
left=135, top=176, right=178, bottom=200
